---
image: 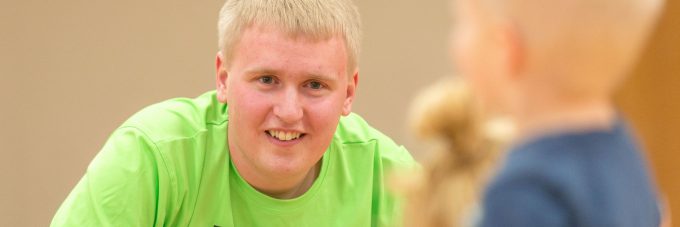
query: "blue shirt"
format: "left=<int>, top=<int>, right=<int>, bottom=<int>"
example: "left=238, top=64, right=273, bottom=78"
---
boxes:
left=480, top=119, right=660, bottom=227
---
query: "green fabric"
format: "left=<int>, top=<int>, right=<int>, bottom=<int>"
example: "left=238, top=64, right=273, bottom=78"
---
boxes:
left=51, top=91, right=416, bottom=227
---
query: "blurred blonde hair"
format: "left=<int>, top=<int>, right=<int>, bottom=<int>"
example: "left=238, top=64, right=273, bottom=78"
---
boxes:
left=217, top=0, right=361, bottom=71
left=478, top=0, right=664, bottom=96
left=397, top=77, right=512, bottom=227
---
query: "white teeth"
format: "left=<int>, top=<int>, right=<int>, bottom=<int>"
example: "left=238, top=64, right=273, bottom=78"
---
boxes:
left=267, top=130, right=301, bottom=141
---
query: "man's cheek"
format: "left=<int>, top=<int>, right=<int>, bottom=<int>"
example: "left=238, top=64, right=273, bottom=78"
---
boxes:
left=235, top=92, right=269, bottom=114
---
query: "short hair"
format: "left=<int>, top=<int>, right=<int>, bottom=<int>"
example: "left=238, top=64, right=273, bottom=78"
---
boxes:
left=217, top=0, right=362, bottom=71
left=480, top=0, right=665, bottom=95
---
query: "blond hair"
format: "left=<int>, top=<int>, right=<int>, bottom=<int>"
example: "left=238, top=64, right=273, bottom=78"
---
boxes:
left=217, top=0, right=362, bottom=71
left=479, top=0, right=664, bottom=96
left=397, top=77, right=512, bottom=227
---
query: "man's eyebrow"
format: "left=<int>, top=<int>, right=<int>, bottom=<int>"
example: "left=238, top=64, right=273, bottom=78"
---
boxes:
left=244, top=67, right=338, bottom=82
left=305, top=73, right=337, bottom=82
left=244, top=67, right=278, bottom=75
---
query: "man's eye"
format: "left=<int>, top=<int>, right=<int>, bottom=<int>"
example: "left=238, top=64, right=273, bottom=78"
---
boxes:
left=259, top=76, right=275, bottom=84
left=307, top=81, right=324, bottom=90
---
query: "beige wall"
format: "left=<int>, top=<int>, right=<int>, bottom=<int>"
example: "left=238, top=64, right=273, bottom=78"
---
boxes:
left=2, top=0, right=677, bottom=226
left=1, top=1, right=221, bottom=225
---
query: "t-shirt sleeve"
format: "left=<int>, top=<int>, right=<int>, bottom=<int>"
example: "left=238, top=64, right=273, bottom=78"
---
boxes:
left=479, top=177, right=569, bottom=227
left=374, top=137, right=418, bottom=227
left=381, top=143, right=418, bottom=172
left=51, top=127, right=165, bottom=227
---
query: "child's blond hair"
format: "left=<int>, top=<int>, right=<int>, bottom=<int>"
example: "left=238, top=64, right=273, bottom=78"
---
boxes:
left=479, top=0, right=664, bottom=96
left=396, top=77, right=512, bottom=227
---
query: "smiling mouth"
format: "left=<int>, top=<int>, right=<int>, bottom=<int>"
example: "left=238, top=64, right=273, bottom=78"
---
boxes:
left=266, top=130, right=306, bottom=141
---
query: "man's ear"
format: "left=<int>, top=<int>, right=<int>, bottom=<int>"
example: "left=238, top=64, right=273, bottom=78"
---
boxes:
left=216, top=52, right=229, bottom=103
left=341, top=70, right=359, bottom=116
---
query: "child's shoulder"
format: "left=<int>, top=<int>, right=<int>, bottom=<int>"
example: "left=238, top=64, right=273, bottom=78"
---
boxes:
left=483, top=119, right=659, bottom=226
left=508, top=120, right=635, bottom=167
left=488, top=118, right=651, bottom=203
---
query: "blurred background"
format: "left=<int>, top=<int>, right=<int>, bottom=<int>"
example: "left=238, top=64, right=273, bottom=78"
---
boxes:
left=0, top=0, right=677, bottom=226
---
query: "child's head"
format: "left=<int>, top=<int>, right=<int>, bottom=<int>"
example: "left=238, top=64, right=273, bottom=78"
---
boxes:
left=450, top=0, right=664, bottom=114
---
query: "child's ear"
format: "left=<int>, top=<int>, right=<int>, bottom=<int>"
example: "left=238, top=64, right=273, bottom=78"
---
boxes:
left=497, top=24, right=525, bottom=81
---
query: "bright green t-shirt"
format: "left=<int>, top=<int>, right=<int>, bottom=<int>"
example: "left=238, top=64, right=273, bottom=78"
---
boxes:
left=51, top=91, right=416, bottom=227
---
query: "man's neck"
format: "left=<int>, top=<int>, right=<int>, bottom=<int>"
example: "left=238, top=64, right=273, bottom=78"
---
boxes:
left=261, top=162, right=321, bottom=199
left=231, top=154, right=322, bottom=199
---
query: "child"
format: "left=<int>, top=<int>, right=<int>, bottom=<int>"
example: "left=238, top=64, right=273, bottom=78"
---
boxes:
left=449, top=0, right=665, bottom=226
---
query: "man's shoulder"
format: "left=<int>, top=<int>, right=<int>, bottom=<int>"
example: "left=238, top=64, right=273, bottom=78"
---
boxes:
left=120, top=90, right=228, bottom=143
left=335, top=113, right=380, bottom=142
left=334, top=113, right=416, bottom=168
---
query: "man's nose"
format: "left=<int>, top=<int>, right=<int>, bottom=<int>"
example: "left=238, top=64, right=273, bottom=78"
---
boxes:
left=273, top=88, right=304, bottom=124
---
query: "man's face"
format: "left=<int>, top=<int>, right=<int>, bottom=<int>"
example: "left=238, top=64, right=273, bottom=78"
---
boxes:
left=217, top=24, right=357, bottom=177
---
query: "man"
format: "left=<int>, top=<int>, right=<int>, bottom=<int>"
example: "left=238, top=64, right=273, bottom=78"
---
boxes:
left=51, top=0, right=416, bottom=226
